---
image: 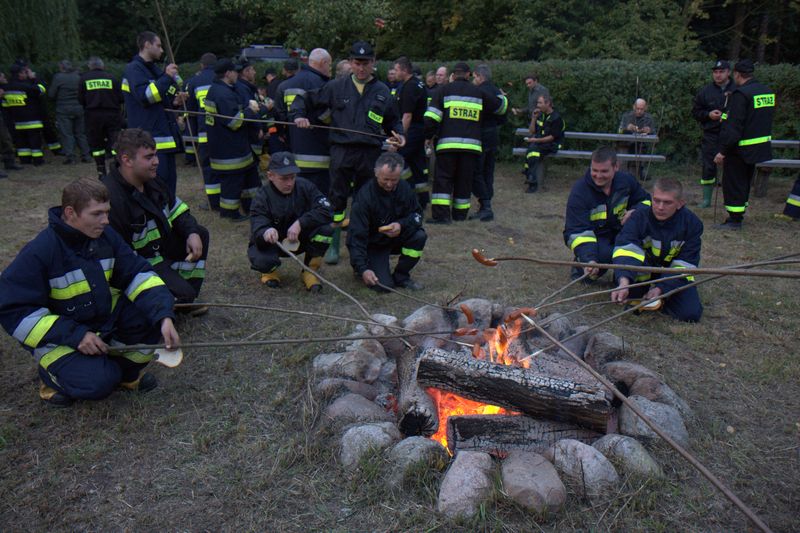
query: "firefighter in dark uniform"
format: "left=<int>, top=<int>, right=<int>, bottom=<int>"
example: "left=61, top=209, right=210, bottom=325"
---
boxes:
left=777, top=178, right=800, bottom=221
left=524, top=94, right=564, bottom=193
left=204, top=59, right=261, bottom=221
left=235, top=60, right=268, bottom=158
left=291, top=40, right=405, bottom=264
left=564, top=147, right=651, bottom=280
left=183, top=53, right=217, bottom=208
left=3, top=63, right=48, bottom=165
left=714, top=59, right=775, bottom=230
left=347, top=152, right=426, bottom=292
left=611, top=177, right=703, bottom=323
left=275, top=48, right=332, bottom=194
left=248, top=152, right=333, bottom=291
left=471, top=64, right=508, bottom=220
left=0, top=70, right=23, bottom=175
left=393, top=56, right=430, bottom=210
left=102, top=129, right=209, bottom=305
left=78, top=56, right=124, bottom=178
left=424, top=62, right=499, bottom=223
left=0, top=178, right=180, bottom=407
left=692, top=60, right=734, bottom=208
left=18, top=61, right=63, bottom=156
left=122, top=31, right=186, bottom=196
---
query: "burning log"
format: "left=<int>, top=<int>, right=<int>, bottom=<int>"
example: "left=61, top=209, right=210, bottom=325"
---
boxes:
left=396, top=348, right=439, bottom=436
left=416, top=348, right=612, bottom=433
left=446, top=415, right=601, bottom=455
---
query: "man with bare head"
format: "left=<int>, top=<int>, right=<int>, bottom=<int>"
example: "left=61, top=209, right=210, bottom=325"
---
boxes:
left=435, top=66, right=448, bottom=87
left=618, top=98, right=657, bottom=180
left=335, top=60, right=351, bottom=79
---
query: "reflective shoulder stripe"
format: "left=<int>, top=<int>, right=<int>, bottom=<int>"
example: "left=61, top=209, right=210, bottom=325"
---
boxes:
left=121, top=78, right=130, bottom=92
left=100, top=258, right=115, bottom=281
left=145, top=82, right=162, bottom=104
left=125, top=272, right=166, bottom=301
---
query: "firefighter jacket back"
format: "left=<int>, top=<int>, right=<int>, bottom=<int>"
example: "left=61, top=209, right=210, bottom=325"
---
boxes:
left=612, top=206, right=703, bottom=293
left=204, top=78, right=256, bottom=173
left=563, top=170, right=651, bottom=263
left=0, top=207, right=175, bottom=369
left=424, top=78, right=497, bottom=154
left=2, top=78, right=46, bottom=129
left=78, top=69, right=123, bottom=111
left=184, top=66, right=216, bottom=146
left=719, top=78, right=774, bottom=164
left=102, top=165, right=202, bottom=266
left=122, top=55, right=182, bottom=153
left=691, top=79, right=734, bottom=135
left=290, top=74, right=403, bottom=148
left=249, top=178, right=332, bottom=245
left=235, top=78, right=266, bottom=153
left=476, top=81, right=508, bottom=129
left=276, top=64, right=331, bottom=172
left=347, top=178, right=423, bottom=275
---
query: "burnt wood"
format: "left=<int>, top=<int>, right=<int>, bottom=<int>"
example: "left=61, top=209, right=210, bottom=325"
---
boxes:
left=396, top=348, right=439, bottom=436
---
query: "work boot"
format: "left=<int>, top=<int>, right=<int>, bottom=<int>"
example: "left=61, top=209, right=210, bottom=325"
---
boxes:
left=260, top=269, right=281, bottom=288
left=395, top=277, right=424, bottom=291
left=119, top=372, right=158, bottom=392
left=700, top=185, right=713, bottom=208
left=302, top=256, right=323, bottom=293
left=39, top=382, right=73, bottom=407
left=324, top=227, right=341, bottom=265
left=715, top=218, right=742, bottom=231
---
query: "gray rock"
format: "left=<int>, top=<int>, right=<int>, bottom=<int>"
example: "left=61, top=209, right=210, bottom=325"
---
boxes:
left=437, top=451, right=495, bottom=518
left=348, top=324, right=368, bottom=338
left=584, top=332, right=626, bottom=368
left=629, top=376, right=693, bottom=420
left=312, top=350, right=383, bottom=383
left=601, top=360, right=661, bottom=389
left=323, top=393, right=393, bottom=426
left=387, top=436, right=450, bottom=485
left=315, top=378, right=381, bottom=401
left=618, top=395, right=689, bottom=448
left=543, top=439, right=619, bottom=500
left=402, top=305, right=453, bottom=349
left=592, top=434, right=663, bottom=478
left=558, top=325, right=591, bottom=360
left=340, top=422, right=402, bottom=468
left=501, top=451, right=566, bottom=514
left=378, top=359, right=397, bottom=387
left=367, top=313, right=400, bottom=336
left=455, top=298, right=494, bottom=329
left=543, top=312, right=572, bottom=341
left=346, top=338, right=387, bottom=361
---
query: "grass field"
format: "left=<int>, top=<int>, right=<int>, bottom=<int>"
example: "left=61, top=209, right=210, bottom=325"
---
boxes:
left=0, top=155, right=798, bottom=532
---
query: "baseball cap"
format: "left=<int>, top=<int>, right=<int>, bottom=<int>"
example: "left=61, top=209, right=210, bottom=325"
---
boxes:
left=268, top=152, right=301, bottom=175
left=734, top=59, right=755, bottom=74
left=452, top=62, right=471, bottom=74
left=214, top=58, right=236, bottom=76
left=349, top=41, right=375, bottom=59
left=712, top=60, right=730, bottom=70
left=236, top=60, right=251, bottom=72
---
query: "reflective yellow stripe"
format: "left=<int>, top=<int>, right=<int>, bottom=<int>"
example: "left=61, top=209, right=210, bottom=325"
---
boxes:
left=368, top=110, right=383, bottom=124
left=725, top=204, right=747, bottom=213
left=443, top=100, right=482, bottom=111
left=50, top=280, right=91, bottom=300
left=738, top=135, right=771, bottom=147
left=167, top=201, right=189, bottom=225
left=333, top=212, right=346, bottom=223
left=23, top=314, right=59, bottom=348
left=589, top=210, right=607, bottom=222
left=86, top=79, right=113, bottom=90
left=311, top=234, right=333, bottom=244
left=437, top=142, right=481, bottom=152
left=126, top=273, right=166, bottom=301
left=401, top=247, right=422, bottom=258
left=613, top=248, right=645, bottom=262
left=526, top=151, right=541, bottom=158
left=121, top=79, right=130, bottom=92
left=39, top=345, right=74, bottom=369
left=570, top=236, right=597, bottom=251
left=146, top=82, right=162, bottom=104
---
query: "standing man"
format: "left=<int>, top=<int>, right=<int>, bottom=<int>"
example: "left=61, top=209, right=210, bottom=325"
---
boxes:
left=49, top=60, right=91, bottom=164
left=102, top=128, right=209, bottom=306
left=434, top=66, right=449, bottom=88
left=267, top=59, right=300, bottom=155
left=291, top=40, right=405, bottom=264
left=0, top=70, right=24, bottom=174
left=563, top=147, right=651, bottom=281
left=123, top=31, right=186, bottom=195
left=394, top=56, right=429, bottom=209
left=512, top=74, right=549, bottom=119
left=3, top=63, right=47, bottom=165
left=0, top=178, right=180, bottom=407
left=79, top=56, right=124, bottom=178
left=248, top=152, right=332, bottom=292
left=204, top=59, right=261, bottom=221
left=692, top=60, right=734, bottom=208
left=611, top=178, right=704, bottom=323
left=470, top=64, right=508, bottom=220
left=424, top=62, right=498, bottom=224
left=235, top=60, right=269, bottom=157
left=183, top=53, right=217, bottom=208
left=524, top=94, right=564, bottom=193
left=714, top=59, right=775, bottom=230
left=276, top=48, right=332, bottom=194
left=348, top=152, right=426, bottom=292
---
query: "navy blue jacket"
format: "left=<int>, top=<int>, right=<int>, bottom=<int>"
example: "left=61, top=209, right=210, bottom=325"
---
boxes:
left=563, top=170, right=651, bottom=262
left=249, top=178, right=332, bottom=247
left=612, top=206, right=703, bottom=293
left=184, top=66, right=216, bottom=147
left=0, top=208, right=174, bottom=369
left=204, top=78, right=256, bottom=173
left=123, top=55, right=182, bottom=153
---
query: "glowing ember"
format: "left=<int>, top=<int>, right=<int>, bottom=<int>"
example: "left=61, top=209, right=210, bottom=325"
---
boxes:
left=427, top=387, right=509, bottom=448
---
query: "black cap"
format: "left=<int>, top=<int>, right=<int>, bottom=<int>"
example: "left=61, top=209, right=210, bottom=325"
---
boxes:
left=283, top=58, right=299, bottom=72
left=9, top=63, right=23, bottom=76
left=236, top=60, right=251, bottom=72
left=268, top=152, right=301, bottom=175
left=214, top=58, right=236, bottom=76
left=734, top=59, right=755, bottom=74
left=712, top=60, right=730, bottom=71
left=452, top=61, right=471, bottom=74
left=349, top=41, right=375, bottom=59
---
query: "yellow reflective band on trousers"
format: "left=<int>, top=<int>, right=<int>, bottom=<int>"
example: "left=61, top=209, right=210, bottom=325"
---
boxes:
left=401, top=247, right=422, bottom=258
left=738, top=135, right=771, bottom=147
left=210, top=154, right=253, bottom=171
left=92, top=149, right=106, bottom=157
left=205, top=183, right=221, bottom=194
left=125, top=272, right=166, bottom=301
left=15, top=120, right=44, bottom=130
left=295, top=154, right=330, bottom=169
left=431, top=193, right=451, bottom=206
left=787, top=194, right=800, bottom=207
left=725, top=204, right=747, bottom=213
left=527, top=151, right=541, bottom=158
left=171, top=260, right=206, bottom=280
left=312, top=234, right=333, bottom=244
left=453, top=198, right=470, bottom=210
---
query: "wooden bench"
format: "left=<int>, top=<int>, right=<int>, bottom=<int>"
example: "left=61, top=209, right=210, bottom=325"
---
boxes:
left=511, top=147, right=665, bottom=163
left=752, top=140, right=800, bottom=197
left=514, top=129, right=659, bottom=144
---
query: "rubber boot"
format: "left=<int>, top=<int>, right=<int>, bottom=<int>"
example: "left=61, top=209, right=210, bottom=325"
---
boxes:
left=260, top=269, right=281, bottom=287
left=700, top=185, right=713, bottom=208
left=302, top=256, right=323, bottom=293
left=324, top=227, right=341, bottom=265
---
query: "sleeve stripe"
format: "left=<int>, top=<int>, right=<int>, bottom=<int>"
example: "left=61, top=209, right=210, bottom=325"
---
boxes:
left=125, top=272, right=166, bottom=301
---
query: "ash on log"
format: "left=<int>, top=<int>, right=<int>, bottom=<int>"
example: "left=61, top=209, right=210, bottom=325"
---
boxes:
left=416, top=347, right=612, bottom=433
left=396, top=347, right=439, bottom=436
left=446, top=415, right=601, bottom=455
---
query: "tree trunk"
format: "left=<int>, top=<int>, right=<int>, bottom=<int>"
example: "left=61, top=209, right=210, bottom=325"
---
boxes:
left=728, top=2, right=747, bottom=59
left=756, top=12, right=770, bottom=63
left=416, top=348, right=613, bottom=433
left=396, top=348, right=438, bottom=436
left=446, top=415, right=601, bottom=455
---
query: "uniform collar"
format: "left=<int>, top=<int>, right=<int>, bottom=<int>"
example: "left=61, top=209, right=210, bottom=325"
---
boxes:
left=48, top=206, right=94, bottom=247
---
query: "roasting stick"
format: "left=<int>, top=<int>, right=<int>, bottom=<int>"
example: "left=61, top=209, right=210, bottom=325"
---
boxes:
left=518, top=312, right=774, bottom=533
left=536, top=272, right=589, bottom=307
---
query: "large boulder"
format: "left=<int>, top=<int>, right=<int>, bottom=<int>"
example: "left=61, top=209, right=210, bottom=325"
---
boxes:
left=592, top=434, right=663, bottom=478
left=340, top=422, right=402, bottom=468
left=543, top=439, right=619, bottom=501
left=629, top=376, right=693, bottom=420
left=455, top=298, right=494, bottom=329
left=501, top=451, right=566, bottom=514
left=601, top=361, right=661, bottom=389
left=542, top=312, right=572, bottom=341
left=323, top=393, right=394, bottom=427
left=402, top=305, right=454, bottom=349
left=584, top=332, right=626, bottom=368
left=313, top=350, right=383, bottom=383
left=387, top=436, right=450, bottom=486
left=315, top=378, right=381, bottom=401
left=558, top=325, right=592, bottom=360
left=618, top=395, right=689, bottom=448
left=437, top=451, right=495, bottom=518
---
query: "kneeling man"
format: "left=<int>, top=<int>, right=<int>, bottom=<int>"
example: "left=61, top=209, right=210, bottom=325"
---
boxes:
left=348, top=152, right=427, bottom=291
left=611, top=177, right=703, bottom=322
left=0, top=178, right=180, bottom=406
left=248, top=152, right=333, bottom=291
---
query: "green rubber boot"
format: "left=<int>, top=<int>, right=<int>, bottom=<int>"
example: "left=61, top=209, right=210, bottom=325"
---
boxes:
left=700, top=185, right=713, bottom=208
left=324, top=227, right=341, bottom=265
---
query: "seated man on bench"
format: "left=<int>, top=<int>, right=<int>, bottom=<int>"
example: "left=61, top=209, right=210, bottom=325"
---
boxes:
left=618, top=98, right=657, bottom=181
left=523, top=94, right=564, bottom=193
